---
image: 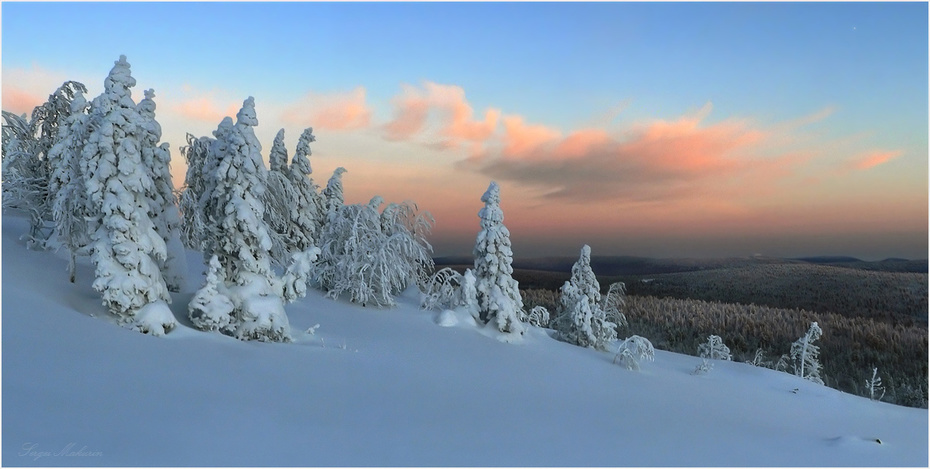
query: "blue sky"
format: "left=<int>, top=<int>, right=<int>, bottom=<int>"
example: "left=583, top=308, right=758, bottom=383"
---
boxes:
left=3, top=2, right=927, bottom=259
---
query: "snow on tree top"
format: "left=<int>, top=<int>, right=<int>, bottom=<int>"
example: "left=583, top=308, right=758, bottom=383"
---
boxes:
left=269, top=129, right=288, bottom=172
left=580, top=244, right=591, bottom=259
left=236, top=96, right=258, bottom=127
left=105, top=55, right=136, bottom=97
left=214, top=117, right=234, bottom=139
left=481, top=181, right=501, bottom=205
left=138, top=89, right=157, bottom=117
left=70, top=91, right=87, bottom=113
left=291, top=128, right=315, bottom=175
left=478, top=181, right=504, bottom=223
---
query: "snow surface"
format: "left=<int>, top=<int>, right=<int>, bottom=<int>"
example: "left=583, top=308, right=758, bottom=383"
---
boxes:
left=2, top=213, right=927, bottom=466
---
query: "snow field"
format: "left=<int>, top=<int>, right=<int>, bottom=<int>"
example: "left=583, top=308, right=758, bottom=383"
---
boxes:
left=2, top=214, right=927, bottom=466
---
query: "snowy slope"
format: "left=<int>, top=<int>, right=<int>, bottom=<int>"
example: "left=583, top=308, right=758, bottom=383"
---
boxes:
left=2, top=213, right=927, bottom=467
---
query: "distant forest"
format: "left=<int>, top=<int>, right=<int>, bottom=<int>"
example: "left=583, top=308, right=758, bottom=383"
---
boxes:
left=439, top=256, right=929, bottom=408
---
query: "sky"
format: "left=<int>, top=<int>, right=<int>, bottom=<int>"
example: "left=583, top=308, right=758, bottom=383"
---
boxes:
left=2, top=2, right=927, bottom=260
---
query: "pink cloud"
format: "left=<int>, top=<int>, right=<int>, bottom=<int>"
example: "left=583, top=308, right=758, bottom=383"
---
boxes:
left=852, top=150, right=903, bottom=171
left=281, top=87, right=371, bottom=131
left=500, top=115, right=562, bottom=157
left=459, top=102, right=802, bottom=203
left=1, top=86, right=45, bottom=116
left=170, top=95, right=240, bottom=123
left=382, top=81, right=501, bottom=148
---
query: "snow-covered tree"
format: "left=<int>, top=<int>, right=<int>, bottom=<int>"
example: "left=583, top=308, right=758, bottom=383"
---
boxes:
left=698, top=335, right=732, bottom=361
left=461, top=268, right=479, bottom=320
left=553, top=245, right=619, bottom=350
left=789, top=321, right=824, bottom=385
left=190, top=97, right=293, bottom=342
left=188, top=254, right=234, bottom=332
left=178, top=133, right=213, bottom=250
left=286, top=127, right=324, bottom=251
left=473, top=181, right=524, bottom=335
left=136, top=88, right=185, bottom=291
left=262, top=128, right=297, bottom=264
left=421, top=267, right=465, bottom=311
left=614, top=335, right=655, bottom=371
left=80, top=56, right=175, bottom=336
left=47, top=90, right=91, bottom=282
left=866, top=367, right=885, bottom=402
left=522, top=306, right=550, bottom=328
left=322, top=166, right=347, bottom=220
left=315, top=196, right=433, bottom=307
left=2, top=81, right=88, bottom=248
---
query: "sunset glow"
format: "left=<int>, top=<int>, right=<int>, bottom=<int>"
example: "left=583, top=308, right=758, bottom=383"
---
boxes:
left=3, top=2, right=926, bottom=260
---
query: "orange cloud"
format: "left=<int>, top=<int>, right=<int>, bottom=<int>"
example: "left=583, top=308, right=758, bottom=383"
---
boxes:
left=281, top=87, right=371, bottom=131
left=382, top=81, right=501, bottom=148
left=852, top=150, right=903, bottom=171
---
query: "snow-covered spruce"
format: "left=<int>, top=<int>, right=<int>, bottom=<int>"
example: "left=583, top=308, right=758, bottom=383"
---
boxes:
left=472, top=181, right=524, bottom=335
left=788, top=321, right=825, bottom=385
left=262, top=128, right=298, bottom=264
left=315, top=196, right=433, bottom=307
left=698, top=335, right=732, bottom=361
left=136, top=89, right=186, bottom=291
left=47, top=89, right=92, bottom=282
left=80, top=56, right=175, bottom=336
left=553, top=245, right=619, bottom=350
left=188, top=254, right=234, bottom=332
left=189, top=97, right=313, bottom=342
left=287, top=127, right=325, bottom=250
left=178, top=133, right=214, bottom=251
left=322, top=166, right=347, bottom=220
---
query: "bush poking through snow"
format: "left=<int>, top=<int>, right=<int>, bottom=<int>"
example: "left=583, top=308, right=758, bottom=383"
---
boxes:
left=692, top=358, right=713, bottom=375
left=698, top=335, right=732, bottom=361
left=189, top=255, right=235, bottom=333
left=522, top=306, right=550, bottom=328
left=614, top=335, right=655, bottom=371
left=421, top=267, right=465, bottom=311
left=866, top=367, right=885, bottom=402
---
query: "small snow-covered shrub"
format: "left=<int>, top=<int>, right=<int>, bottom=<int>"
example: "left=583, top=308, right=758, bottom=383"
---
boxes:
left=421, top=267, right=464, bottom=311
left=746, top=348, right=772, bottom=368
left=698, top=335, right=732, bottom=361
left=866, top=367, right=885, bottom=402
left=602, top=281, right=628, bottom=328
left=189, top=255, right=235, bottom=333
left=692, top=358, right=713, bottom=375
left=789, top=322, right=824, bottom=385
left=521, top=306, right=550, bottom=328
left=613, top=335, right=655, bottom=371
